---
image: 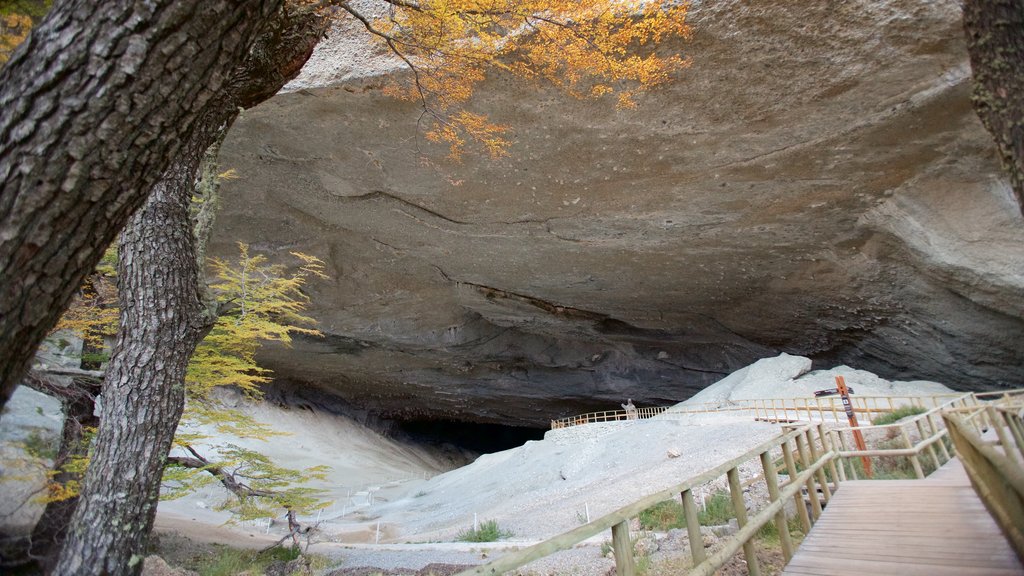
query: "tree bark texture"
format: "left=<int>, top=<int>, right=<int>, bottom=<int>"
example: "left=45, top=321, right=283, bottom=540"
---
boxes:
left=52, top=8, right=326, bottom=575
left=963, top=0, right=1024, bottom=215
left=52, top=146, right=215, bottom=576
left=0, top=0, right=284, bottom=411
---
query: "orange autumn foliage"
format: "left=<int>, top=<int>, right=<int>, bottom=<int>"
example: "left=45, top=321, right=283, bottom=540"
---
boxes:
left=337, top=0, right=691, bottom=159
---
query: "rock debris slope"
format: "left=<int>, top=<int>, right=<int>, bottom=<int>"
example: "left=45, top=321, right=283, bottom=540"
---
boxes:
left=210, top=0, right=1024, bottom=426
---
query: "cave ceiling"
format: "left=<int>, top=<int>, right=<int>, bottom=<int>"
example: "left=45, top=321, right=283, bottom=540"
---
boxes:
left=210, top=0, right=1024, bottom=427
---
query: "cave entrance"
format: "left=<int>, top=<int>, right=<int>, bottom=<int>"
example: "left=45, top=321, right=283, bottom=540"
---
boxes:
left=393, top=419, right=547, bottom=455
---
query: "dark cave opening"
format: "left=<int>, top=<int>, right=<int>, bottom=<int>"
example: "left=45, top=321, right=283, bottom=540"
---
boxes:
left=392, top=419, right=548, bottom=455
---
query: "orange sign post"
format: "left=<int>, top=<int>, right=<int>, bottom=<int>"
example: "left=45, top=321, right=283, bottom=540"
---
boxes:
left=836, top=375, right=873, bottom=478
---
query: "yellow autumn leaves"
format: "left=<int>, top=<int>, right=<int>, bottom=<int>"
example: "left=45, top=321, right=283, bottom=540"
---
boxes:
left=361, top=0, right=691, bottom=159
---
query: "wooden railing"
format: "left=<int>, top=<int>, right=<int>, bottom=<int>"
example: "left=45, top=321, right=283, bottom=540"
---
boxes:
left=944, top=406, right=1024, bottom=564
left=456, top=424, right=839, bottom=576
left=550, top=406, right=669, bottom=429
left=550, top=393, right=967, bottom=429
left=826, top=393, right=977, bottom=480
left=825, top=390, right=1024, bottom=480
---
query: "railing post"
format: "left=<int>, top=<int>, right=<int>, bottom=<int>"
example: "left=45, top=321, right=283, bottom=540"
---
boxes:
left=760, top=450, right=794, bottom=562
left=818, top=423, right=841, bottom=490
left=987, top=406, right=1018, bottom=463
left=836, top=431, right=858, bottom=480
left=795, top=433, right=824, bottom=519
left=681, top=489, right=707, bottom=565
left=805, top=428, right=832, bottom=502
left=927, top=412, right=951, bottom=462
left=782, top=439, right=812, bottom=533
left=1006, top=411, right=1024, bottom=462
left=900, top=428, right=925, bottom=479
left=611, top=520, right=636, bottom=576
left=830, top=430, right=847, bottom=482
left=916, top=419, right=941, bottom=471
left=727, top=467, right=761, bottom=576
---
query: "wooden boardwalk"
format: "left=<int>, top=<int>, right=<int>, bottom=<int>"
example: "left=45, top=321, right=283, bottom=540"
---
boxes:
left=783, top=459, right=1024, bottom=575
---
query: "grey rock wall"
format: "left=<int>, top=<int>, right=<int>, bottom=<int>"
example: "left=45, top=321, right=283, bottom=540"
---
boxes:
left=210, top=0, right=1024, bottom=427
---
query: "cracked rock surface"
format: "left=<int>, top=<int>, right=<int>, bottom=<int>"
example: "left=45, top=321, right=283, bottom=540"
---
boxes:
left=210, top=0, right=1024, bottom=427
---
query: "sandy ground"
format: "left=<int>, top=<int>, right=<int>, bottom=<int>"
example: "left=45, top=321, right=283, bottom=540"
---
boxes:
left=1, top=354, right=955, bottom=574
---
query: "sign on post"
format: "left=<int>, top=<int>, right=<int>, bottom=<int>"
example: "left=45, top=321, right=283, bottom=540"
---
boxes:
left=836, top=375, right=872, bottom=478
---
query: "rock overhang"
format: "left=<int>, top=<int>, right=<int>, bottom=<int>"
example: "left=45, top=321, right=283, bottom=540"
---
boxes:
left=210, top=0, right=1024, bottom=427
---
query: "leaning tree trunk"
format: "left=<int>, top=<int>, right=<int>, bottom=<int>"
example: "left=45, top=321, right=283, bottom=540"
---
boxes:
left=52, top=7, right=326, bottom=574
left=52, top=140, right=218, bottom=575
left=962, top=0, right=1024, bottom=216
left=0, top=0, right=283, bottom=411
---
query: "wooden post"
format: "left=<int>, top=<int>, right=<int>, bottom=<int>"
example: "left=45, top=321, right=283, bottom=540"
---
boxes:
left=830, top=430, right=847, bottom=482
left=795, top=434, right=823, bottom=519
left=927, top=412, right=951, bottom=461
left=1005, top=411, right=1024, bottom=462
left=987, top=406, right=1017, bottom=462
left=611, top=520, right=636, bottom=576
left=836, top=432, right=858, bottom=480
left=760, top=450, right=794, bottom=562
left=836, top=376, right=872, bottom=478
left=727, top=467, right=761, bottom=576
left=900, top=428, right=925, bottom=479
left=818, top=423, right=841, bottom=490
left=681, top=489, right=707, bottom=565
left=805, top=428, right=832, bottom=503
left=782, top=440, right=812, bottom=533
left=916, top=419, right=941, bottom=471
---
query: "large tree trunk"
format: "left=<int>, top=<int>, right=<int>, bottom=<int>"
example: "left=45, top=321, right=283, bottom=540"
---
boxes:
left=0, top=0, right=283, bottom=411
left=53, top=139, right=217, bottom=575
left=52, top=8, right=326, bottom=574
left=962, top=0, right=1024, bottom=215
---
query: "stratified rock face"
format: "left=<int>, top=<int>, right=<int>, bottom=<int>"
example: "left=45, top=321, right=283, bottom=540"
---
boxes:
left=211, top=0, right=1024, bottom=427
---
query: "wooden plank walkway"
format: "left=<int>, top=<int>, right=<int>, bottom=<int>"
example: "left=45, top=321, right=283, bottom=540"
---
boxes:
left=783, top=458, right=1024, bottom=575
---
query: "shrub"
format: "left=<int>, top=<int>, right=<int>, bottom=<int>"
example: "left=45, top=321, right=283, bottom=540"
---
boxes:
left=697, top=491, right=735, bottom=526
left=638, top=500, right=685, bottom=531
left=457, top=519, right=513, bottom=542
left=190, top=544, right=320, bottom=576
left=872, top=405, right=926, bottom=426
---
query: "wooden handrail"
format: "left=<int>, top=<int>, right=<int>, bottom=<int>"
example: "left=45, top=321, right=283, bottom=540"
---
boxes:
left=550, top=391, right=1014, bottom=430
left=943, top=411, right=1024, bottom=564
left=455, top=425, right=838, bottom=576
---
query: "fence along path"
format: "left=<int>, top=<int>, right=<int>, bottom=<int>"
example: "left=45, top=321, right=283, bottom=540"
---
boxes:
left=784, top=400, right=1024, bottom=576
left=550, top=393, right=965, bottom=429
left=481, top=389, right=1024, bottom=576
left=781, top=461, right=1023, bottom=575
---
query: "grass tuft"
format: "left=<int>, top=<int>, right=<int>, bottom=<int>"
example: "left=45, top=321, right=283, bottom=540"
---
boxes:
left=457, top=519, right=513, bottom=542
left=638, top=500, right=685, bottom=531
left=871, top=405, right=927, bottom=426
left=189, top=544, right=323, bottom=576
left=697, top=491, right=735, bottom=526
